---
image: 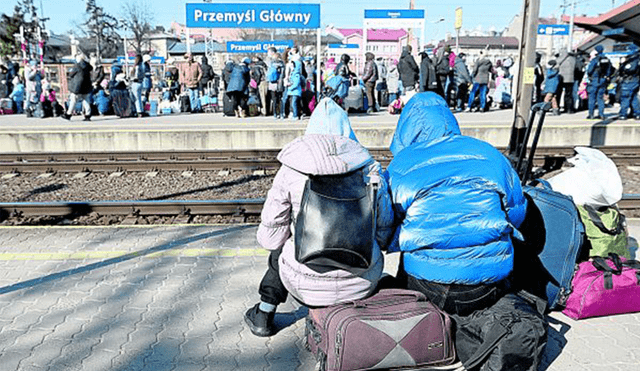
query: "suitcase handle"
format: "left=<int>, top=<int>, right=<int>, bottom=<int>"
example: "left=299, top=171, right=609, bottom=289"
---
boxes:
left=352, top=289, right=426, bottom=307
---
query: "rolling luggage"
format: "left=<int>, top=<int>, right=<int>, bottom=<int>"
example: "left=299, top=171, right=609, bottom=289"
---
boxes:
left=514, top=181, right=586, bottom=311
left=0, top=98, right=14, bottom=114
left=562, top=253, right=640, bottom=319
left=180, top=94, right=191, bottom=113
left=509, top=102, right=586, bottom=311
left=305, top=289, right=455, bottom=371
left=222, top=93, right=235, bottom=116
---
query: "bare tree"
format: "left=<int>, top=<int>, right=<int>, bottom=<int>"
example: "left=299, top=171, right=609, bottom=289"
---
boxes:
left=120, top=0, right=155, bottom=55
left=81, top=0, right=120, bottom=59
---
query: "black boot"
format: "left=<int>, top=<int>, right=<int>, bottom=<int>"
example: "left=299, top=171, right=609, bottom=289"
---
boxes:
left=244, top=303, right=275, bottom=337
left=83, top=116, right=91, bottom=122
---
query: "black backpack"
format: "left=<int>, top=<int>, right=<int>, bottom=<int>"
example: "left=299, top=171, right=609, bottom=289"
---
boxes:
left=454, top=291, right=548, bottom=371
left=294, top=168, right=378, bottom=271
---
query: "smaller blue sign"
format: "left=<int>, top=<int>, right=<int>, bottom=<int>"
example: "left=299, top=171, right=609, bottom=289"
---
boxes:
left=364, top=9, right=425, bottom=19
left=117, top=56, right=166, bottom=64
left=537, top=25, right=570, bottom=36
left=603, top=27, right=625, bottom=36
left=328, top=44, right=360, bottom=49
left=227, top=40, right=294, bottom=53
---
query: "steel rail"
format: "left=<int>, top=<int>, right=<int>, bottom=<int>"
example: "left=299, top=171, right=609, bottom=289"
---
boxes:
left=0, top=146, right=638, bottom=173
left=0, top=199, right=266, bottom=217
left=1, top=195, right=638, bottom=218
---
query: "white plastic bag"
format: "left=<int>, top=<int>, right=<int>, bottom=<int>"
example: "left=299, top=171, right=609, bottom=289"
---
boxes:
left=547, top=147, right=622, bottom=207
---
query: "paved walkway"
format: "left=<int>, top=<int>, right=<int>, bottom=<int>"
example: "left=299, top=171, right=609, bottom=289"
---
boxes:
left=0, top=221, right=638, bottom=371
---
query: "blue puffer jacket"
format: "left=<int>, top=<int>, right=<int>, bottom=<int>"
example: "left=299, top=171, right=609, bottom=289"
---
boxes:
left=226, top=63, right=250, bottom=94
left=385, top=92, right=527, bottom=285
left=542, top=68, right=560, bottom=95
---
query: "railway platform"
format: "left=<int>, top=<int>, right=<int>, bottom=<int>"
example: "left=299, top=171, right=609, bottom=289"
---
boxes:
left=0, top=220, right=638, bottom=370
left=0, top=109, right=639, bottom=153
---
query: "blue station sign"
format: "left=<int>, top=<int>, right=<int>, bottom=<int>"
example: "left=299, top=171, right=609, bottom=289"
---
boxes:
left=227, top=40, right=294, bottom=53
left=186, top=3, right=321, bottom=29
left=364, top=9, right=425, bottom=19
left=328, top=44, right=360, bottom=49
left=537, top=24, right=570, bottom=36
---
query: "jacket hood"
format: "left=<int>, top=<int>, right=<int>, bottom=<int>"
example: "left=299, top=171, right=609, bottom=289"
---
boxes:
left=305, top=97, right=358, bottom=141
left=278, top=134, right=372, bottom=175
left=365, top=52, right=374, bottom=61
left=401, top=50, right=410, bottom=59
left=279, top=98, right=370, bottom=175
left=390, top=92, right=461, bottom=155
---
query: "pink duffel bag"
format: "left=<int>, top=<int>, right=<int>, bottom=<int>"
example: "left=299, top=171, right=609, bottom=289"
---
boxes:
left=563, top=253, right=640, bottom=320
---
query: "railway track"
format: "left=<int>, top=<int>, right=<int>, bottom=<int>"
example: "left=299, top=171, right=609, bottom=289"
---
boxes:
left=1, top=194, right=638, bottom=220
left=0, top=146, right=638, bottom=173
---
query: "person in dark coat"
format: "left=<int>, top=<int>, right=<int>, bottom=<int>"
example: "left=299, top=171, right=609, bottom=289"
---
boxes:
left=467, top=50, right=493, bottom=112
left=533, top=53, right=544, bottom=103
left=617, top=45, right=640, bottom=120
left=418, top=51, right=438, bottom=94
left=435, top=48, right=450, bottom=98
left=362, top=52, right=378, bottom=113
left=557, top=50, right=577, bottom=113
left=62, top=53, right=93, bottom=121
left=226, top=57, right=250, bottom=118
left=199, top=55, right=216, bottom=97
left=586, top=45, right=613, bottom=119
left=397, top=46, right=419, bottom=92
left=453, top=53, right=472, bottom=111
left=542, top=60, right=561, bottom=115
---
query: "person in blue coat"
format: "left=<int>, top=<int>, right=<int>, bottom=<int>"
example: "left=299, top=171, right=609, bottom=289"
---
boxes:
left=586, top=45, right=613, bottom=119
left=385, top=92, right=527, bottom=316
left=226, top=57, right=250, bottom=118
left=542, top=59, right=561, bottom=115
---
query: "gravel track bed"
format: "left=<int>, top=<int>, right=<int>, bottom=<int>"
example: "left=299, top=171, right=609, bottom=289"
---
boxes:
left=0, top=165, right=638, bottom=225
left=0, top=170, right=276, bottom=202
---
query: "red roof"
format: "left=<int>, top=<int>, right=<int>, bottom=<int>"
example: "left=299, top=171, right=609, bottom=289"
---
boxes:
left=337, top=28, right=408, bottom=41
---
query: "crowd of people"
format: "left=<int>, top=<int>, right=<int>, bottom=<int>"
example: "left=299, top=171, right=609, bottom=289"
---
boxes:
left=2, top=42, right=638, bottom=120
left=534, top=44, right=640, bottom=119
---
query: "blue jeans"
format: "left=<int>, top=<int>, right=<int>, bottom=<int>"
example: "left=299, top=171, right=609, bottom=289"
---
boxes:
left=280, top=89, right=289, bottom=117
left=468, top=83, right=488, bottom=111
left=187, top=88, right=200, bottom=112
left=587, top=84, right=606, bottom=117
left=130, top=82, right=143, bottom=114
left=286, top=95, right=300, bottom=119
left=619, top=82, right=640, bottom=118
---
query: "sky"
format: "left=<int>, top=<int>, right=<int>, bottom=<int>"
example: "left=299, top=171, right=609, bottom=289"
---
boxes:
left=0, top=0, right=626, bottom=42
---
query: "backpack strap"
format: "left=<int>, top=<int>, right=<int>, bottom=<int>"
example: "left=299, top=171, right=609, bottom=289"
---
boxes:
left=462, top=315, right=519, bottom=370
left=582, top=204, right=625, bottom=235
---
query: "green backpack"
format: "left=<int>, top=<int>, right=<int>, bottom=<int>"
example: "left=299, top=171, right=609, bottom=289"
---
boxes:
left=577, top=204, right=629, bottom=259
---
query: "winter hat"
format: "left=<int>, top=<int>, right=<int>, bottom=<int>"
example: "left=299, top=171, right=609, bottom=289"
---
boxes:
left=143, top=54, right=151, bottom=62
left=547, top=60, right=557, bottom=68
left=595, top=45, right=604, bottom=53
left=242, top=57, right=251, bottom=64
left=305, top=97, right=358, bottom=142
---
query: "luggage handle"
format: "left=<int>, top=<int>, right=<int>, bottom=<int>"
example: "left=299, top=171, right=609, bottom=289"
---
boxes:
left=592, top=255, right=623, bottom=290
left=592, top=255, right=623, bottom=275
left=583, top=204, right=625, bottom=236
left=352, top=289, right=426, bottom=307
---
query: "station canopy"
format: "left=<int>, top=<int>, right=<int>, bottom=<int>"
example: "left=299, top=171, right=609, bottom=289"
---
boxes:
left=562, top=0, right=640, bottom=45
